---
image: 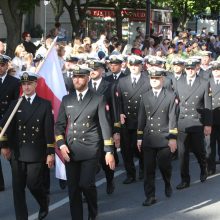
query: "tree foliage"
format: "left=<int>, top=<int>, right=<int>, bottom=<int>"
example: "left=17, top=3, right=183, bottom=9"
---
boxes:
left=153, top=0, right=220, bottom=30
left=63, top=0, right=90, bottom=37
left=50, top=0, right=64, bottom=22
left=0, top=0, right=40, bottom=56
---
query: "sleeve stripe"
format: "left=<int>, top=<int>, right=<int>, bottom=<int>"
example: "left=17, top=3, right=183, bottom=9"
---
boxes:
left=55, top=135, right=64, bottom=142
left=47, top=143, right=55, bottom=147
left=0, top=136, right=7, bottom=141
left=104, top=139, right=114, bottom=145
left=169, top=128, right=178, bottom=134
left=114, top=122, right=121, bottom=128
left=137, top=130, right=144, bottom=135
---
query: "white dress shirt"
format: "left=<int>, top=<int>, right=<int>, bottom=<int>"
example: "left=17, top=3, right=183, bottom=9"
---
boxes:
left=91, top=78, right=102, bottom=90
left=76, top=88, right=88, bottom=101
left=25, top=93, right=36, bottom=104
left=186, top=76, right=196, bottom=86
left=130, top=73, right=141, bottom=84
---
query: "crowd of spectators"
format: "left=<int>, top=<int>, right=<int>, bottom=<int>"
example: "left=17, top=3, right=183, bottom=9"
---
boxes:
left=0, top=26, right=220, bottom=79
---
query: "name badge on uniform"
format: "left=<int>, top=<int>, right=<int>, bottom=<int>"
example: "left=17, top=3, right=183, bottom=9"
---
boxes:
left=123, top=92, right=128, bottom=96
left=67, top=105, right=74, bottom=108
left=17, top=110, right=22, bottom=112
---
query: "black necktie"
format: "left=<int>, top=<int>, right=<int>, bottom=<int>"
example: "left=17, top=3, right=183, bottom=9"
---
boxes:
left=188, top=79, right=192, bottom=87
left=113, top=75, right=117, bottom=80
left=93, top=82, right=97, bottom=91
left=0, top=78, right=2, bottom=86
left=216, top=80, right=219, bottom=85
left=132, top=78, right=137, bottom=88
left=27, top=97, right=31, bottom=104
left=154, top=91, right=158, bottom=98
left=79, top=93, right=83, bottom=102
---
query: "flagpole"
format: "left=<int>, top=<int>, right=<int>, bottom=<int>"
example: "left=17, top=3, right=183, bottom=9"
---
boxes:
left=35, top=36, right=58, bottom=74
left=0, top=95, right=24, bottom=139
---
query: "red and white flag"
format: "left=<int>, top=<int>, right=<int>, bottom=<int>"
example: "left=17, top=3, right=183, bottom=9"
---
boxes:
left=36, top=38, right=67, bottom=180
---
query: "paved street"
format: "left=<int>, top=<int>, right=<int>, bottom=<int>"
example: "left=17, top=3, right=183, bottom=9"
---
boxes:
left=1, top=154, right=220, bottom=220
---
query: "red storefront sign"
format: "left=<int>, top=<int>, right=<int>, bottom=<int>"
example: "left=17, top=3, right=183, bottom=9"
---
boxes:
left=87, top=8, right=147, bottom=21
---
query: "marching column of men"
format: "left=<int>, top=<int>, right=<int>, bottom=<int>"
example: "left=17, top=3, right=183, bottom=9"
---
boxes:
left=1, top=50, right=220, bottom=219
left=0, top=55, right=20, bottom=192
left=55, top=65, right=116, bottom=220
left=207, top=61, right=220, bottom=175
left=0, top=71, right=55, bottom=220
left=137, top=66, right=178, bottom=206
left=175, top=59, right=212, bottom=189
left=88, top=59, right=117, bottom=194
left=115, top=55, right=150, bottom=183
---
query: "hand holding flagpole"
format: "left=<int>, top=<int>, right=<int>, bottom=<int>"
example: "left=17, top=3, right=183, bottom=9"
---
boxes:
left=0, top=94, right=24, bottom=139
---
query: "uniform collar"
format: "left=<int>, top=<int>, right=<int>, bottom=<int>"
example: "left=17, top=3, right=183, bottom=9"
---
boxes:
left=76, top=88, right=88, bottom=101
left=25, top=93, right=36, bottom=104
left=0, top=72, right=7, bottom=83
left=91, top=78, right=102, bottom=89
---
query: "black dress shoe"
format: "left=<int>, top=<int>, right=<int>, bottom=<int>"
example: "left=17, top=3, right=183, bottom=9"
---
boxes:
left=38, top=209, right=48, bottom=220
left=165, top=185, right=173, bottom=197
left=200, top=170, right=208, bottom=182
left=176, top=182, right=190, bottom=190
left=106, top=181, right=115, bottom=194
left=142, top=197, right=157, bottom=206
left=0, top=186, right=4, bottom=192
left=123, top=177, right=136, bottom=184
left=59, top=179, right=67, bottom=190
left=38, top=196, right=49, bottom=220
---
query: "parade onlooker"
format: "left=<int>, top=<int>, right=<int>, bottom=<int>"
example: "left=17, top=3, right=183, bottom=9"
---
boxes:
left=57, top=45, right=66, bottom=71
left=54, top=22, right=67, bottom=42
left=11, top=44, right=26, bottom=78
left=110, top=41, right=122, bottom=55
left=0, top=41, right=5, bottom=55
left=23, top=53, right=35, bottom=72
left=22, top=32, right=41, bottom=56
left=72, top=37, right=82, bottom=55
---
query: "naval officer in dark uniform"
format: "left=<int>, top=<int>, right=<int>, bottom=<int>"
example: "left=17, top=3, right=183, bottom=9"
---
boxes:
left=175, top=59, right=212, bottom=190
left=207, top=61, right=220, bottom=175
left=168, top=58, right=186, bottom=92
left=88, top=60, right=117, bottom=195
left=137, top=67, right=178, bottom=206
left=55, top=65, right=115, bottom=220
left=0, top=54, right=20, bottom=191
left=0, top=71, right=55, bottom=220
left=62, top=55, right=79, bottom=93
left=117, top=55, right=151, bottom=184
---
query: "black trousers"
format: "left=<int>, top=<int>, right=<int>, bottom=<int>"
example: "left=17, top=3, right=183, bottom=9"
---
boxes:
left=208, top=125, right=220, bottom=171
left=0, top=157, right=4, bottom=188
left=11, top=158, right=48, bottom=220
left=121, top=128, right=144, bottom=178
left=178, top=131, right=207, bottom=183
left=65, top=158, right=99, bottom=220
left=43, top=164, right=50, bottom=194
left=143, top=147, right=172, bottom=198
left=100, top=149, right=114, bottom=183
